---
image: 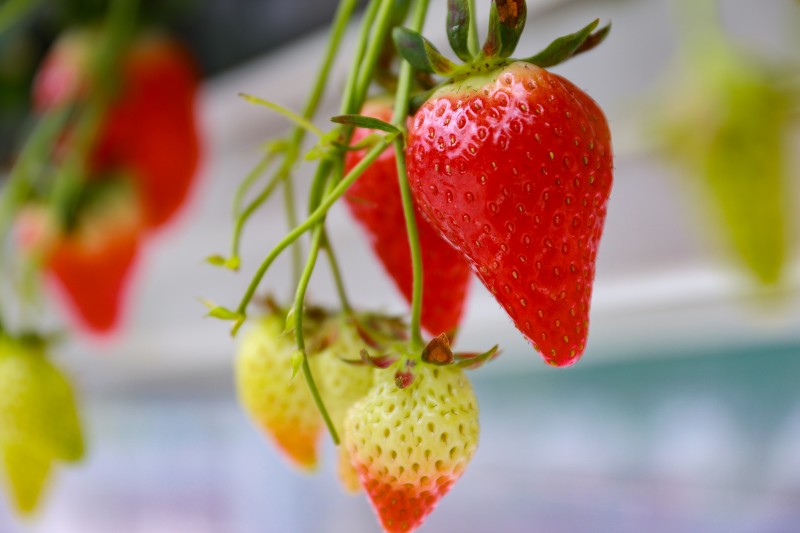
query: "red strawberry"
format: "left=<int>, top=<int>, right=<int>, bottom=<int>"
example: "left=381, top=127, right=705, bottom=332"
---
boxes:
left=407, top=61, right=612, bottom=366
left=17, top=181, right=143, bottom=334
left=345, top=100, right=471, bottom=336
left=344, top=363, right=479, bottom=533
left=34, top=29, right=201, bottom=229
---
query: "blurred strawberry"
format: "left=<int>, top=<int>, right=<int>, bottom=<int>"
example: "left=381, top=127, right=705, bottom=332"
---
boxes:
left=656, top=26, right=795, bottom=285
left=34, top=28, right=201, bottom=229
left=17, top=179, right=143, bottom=334
left=0, top=334, right=84, bottom=514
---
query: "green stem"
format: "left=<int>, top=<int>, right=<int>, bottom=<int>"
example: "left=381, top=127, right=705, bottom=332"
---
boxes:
left=467, top=0, right=479, bottom=56
left=341, top=0, right=383, bottom=115
left=393, top=0, right=430, bottom=351
left=231, top=165, right=283, bottom=262
left=283, top=175, right=302, bottom=288
left=353, top=0, right=399, bottom=112
left=322, top=232, right=353, bottom=315
left=0, top=107, right=71, bottom=245
left=293, top=222, right=339, bottom=444
left=232, top=147, right=281, bottom=218
left=234, top=136, right=395, bottom=323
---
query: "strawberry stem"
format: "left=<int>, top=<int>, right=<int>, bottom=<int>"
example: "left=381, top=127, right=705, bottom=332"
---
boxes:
left=232, top=135, right=395, bottom=330
left=393, top=0, right=431, bottom=352
left=292, top=217, right=339, bottom=444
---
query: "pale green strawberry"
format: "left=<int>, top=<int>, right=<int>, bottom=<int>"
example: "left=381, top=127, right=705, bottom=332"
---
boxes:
left=0, top=336, right=84, bottom=462
left=344, top=363, right=479, bottom=533
left=1, top=441, right=52, bottom=515
left=657, top=35, right=794, bottom=285
left=315, top=317, right=375, bottom=493
left=235, top=314, right=323, bottom=471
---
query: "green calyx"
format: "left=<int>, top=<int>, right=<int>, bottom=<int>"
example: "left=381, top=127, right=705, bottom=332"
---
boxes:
left=394, top=0, right=610, bottom=84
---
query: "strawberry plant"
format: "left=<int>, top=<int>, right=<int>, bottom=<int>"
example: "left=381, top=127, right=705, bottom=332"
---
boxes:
left=206, top=0, right=612, bottom=530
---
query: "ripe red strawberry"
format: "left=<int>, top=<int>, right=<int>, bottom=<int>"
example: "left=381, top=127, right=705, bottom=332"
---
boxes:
left=345, top=100, right=471, bottom=336
left=16, top=181, right=143, bottom=334
left=344, top=364, right=479, bottom=533
left=34, top=29, right=201, bottom=229
left=396, top=6, right=613, bottom=366
left=407, top=63, right=612, bottom=366
left=235, top=313, right=323, bottom=471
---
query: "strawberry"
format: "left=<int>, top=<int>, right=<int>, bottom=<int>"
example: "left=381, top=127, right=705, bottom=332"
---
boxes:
left=235, top=313, right=323, bottom=471
left=315, top=315, right=378, bottom=493
left=396, top=7, right=612, bottom=366
left=656, top=35, right=793, bottom=286
left=34, top=29, right=201, bottom=229
left=345, top=100, right=471, bottom=336
left=0, top=335, right=84, bottom=514
left=17, top=179, right=144, bottom=334
left=344, top=363, right=479, bottom=533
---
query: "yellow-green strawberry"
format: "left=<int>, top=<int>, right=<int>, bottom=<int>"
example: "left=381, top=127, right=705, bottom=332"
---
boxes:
left=315, top=317, right=375, bottom=493
left=345, top=363, right=479, bottom=533
left=235, top=314, right=323, bottom=471
left=0, top=336, right=84, bottom=462
left=1, top=441, right=52, bottom=515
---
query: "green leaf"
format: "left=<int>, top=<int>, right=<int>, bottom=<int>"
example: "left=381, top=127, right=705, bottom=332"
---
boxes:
left=524, top=19, right=606, bottom=68
left=393, top=27, right=458, bottom=75
left=482, top=0, right=527, bottom=59
left=239, top=93, right=324, bottom=138
left=331, top=114, right=400, bottom=134
left=447, top=0, right=473, bottom=62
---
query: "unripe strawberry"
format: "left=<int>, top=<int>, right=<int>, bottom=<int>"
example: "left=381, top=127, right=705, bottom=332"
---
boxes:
left=235, top=314, right=323, bottom=471
left=315, top=317, right=375, bottom=493
left=0, top=336, right=84, bottom=462
left=345, top=364, right=479, bottom=533
left=1, top=442, right=52, bottom=515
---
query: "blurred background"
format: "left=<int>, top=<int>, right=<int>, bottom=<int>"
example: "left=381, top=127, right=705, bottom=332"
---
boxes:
left=1, top=0, right=800, bottom=531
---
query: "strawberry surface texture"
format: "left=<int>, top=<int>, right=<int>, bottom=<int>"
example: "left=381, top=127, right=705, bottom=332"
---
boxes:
left=407, top=61, right=613, bottom=366
left=345, top=364, right=479, bottom=532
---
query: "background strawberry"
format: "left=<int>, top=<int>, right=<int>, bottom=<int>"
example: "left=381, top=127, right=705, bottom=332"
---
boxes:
left=344, top=363, right=479, bottom=533
left=33, top=29, right=201, bottom=230
left=345, top=100, right=471, bottom=337
left=315, top=316, right=375, bottom=493
left=0, top=335, right=84, bottom=514
left=18, top=179, right=144, bottom=334
left=235, top=313, right=323, bottom=471
left=406, top=61, right=613, bottom=367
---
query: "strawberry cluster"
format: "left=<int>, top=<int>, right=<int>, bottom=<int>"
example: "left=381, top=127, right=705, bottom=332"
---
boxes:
left=16, top=28, right=201, bottom=334
left=219, top=2, right=612, bottom=531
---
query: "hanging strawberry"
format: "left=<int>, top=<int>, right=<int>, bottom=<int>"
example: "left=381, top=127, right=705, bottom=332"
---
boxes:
left=398, top=1, right=612, bottom=366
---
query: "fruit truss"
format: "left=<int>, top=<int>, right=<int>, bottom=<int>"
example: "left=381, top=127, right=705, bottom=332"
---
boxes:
left=205, top=1, right=613, bottom=531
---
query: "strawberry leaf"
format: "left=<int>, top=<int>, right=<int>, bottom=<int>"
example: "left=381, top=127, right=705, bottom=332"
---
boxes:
left=456, top=345, right=501, bottom=370
left=393, top=27, right=458, bottom=75
left=482, top=0, right=527, bottom=59
left=447, top=0, right=473, bottom=62
left=206, top=255, right=227, bottom=267
left=331, top=114, right=400, bottom=134
left=523, top=19, right=608, bottom=68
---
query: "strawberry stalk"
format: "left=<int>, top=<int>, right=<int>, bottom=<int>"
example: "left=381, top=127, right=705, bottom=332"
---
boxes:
left=392, top=0, right=431, bottom=351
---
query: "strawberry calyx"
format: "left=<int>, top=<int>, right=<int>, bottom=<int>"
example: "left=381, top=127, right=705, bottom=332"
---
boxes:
left=395, top=0, right=609, bottom=109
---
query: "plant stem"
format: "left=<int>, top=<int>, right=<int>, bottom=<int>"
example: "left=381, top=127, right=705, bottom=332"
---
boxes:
left=353, top=0, right=399, bottom=111
left=341, top=0, right=383, bottom=115
left=393, top=0, right=430, bottom=351
left=0, top=107, right=71, bottom=245
left=231, top=163, right=283, bottom=262
left=234, top=136, right=395, bottom=324
left=293, top=221, right=339, bottom=444
left=322, top=231, right=353, bottom=314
